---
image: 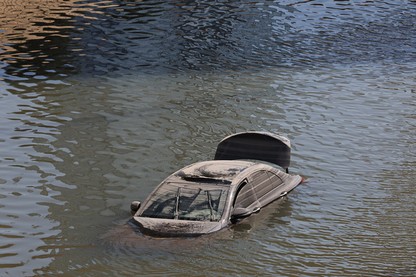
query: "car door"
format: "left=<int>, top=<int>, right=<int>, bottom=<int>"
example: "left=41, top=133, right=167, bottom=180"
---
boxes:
left=233, top=180, right=260, bottom=212
left=249, top=170, right=284, bottom=207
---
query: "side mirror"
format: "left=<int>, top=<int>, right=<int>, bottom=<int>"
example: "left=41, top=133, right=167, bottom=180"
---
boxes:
left=231, top=207, right=261, bottom=222
left=130, top=201, right=141, bottom=216
left=231, top=207, right=251, bottom=220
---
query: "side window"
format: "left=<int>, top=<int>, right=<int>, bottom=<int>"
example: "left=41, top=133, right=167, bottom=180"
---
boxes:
left=250, top=170, right=284, bottom=204
left=234, top=181, right=257, bottom=209
left=250, top=171, right=273, bottom=201
left=267, top=172, right=284, bottom=189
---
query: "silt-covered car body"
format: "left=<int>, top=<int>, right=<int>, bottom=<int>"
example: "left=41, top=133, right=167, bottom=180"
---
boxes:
left=131, top=132, right=303, bottom=237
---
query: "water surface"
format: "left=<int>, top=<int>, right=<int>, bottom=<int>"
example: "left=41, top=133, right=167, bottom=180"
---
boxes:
left=0, top=0, right=415, bottom=276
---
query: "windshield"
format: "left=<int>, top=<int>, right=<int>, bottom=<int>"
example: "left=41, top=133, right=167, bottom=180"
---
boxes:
left=140, top=182, right=229, bottom=222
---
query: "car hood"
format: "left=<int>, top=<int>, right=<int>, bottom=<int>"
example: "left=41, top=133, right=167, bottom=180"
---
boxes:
left=133, top=217, right=223, bottom=237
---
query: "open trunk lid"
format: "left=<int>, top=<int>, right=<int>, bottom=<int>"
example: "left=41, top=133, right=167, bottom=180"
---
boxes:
left=214, top=131, right=292, bottom=172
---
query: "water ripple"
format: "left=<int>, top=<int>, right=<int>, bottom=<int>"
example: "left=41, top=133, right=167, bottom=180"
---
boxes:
left=2, top=0, right=416, bottom=78
left=1, top=0, right=416, bottom=276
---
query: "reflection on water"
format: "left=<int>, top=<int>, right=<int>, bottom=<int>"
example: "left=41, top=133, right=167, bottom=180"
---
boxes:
left=1, top=0, right=416, bottom=276
left=3, top=0, right=416, bottom=76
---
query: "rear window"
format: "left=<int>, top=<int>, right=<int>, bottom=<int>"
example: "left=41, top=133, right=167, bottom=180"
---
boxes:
left=140, top=182, right=229, bottom=222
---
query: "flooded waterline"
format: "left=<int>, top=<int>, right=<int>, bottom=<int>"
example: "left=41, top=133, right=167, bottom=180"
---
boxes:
left=1, top=0, right=416, bottom=276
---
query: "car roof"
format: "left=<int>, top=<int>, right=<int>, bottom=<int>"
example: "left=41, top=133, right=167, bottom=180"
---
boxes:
left=174, top=160, right=256, bottom=183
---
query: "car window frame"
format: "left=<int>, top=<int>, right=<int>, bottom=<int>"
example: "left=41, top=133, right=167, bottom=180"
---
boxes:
left=233, top=179, right=259, bottom=210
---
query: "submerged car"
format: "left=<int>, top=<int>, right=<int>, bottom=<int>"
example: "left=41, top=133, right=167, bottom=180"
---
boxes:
left=130, top=131, right=303, bottom=237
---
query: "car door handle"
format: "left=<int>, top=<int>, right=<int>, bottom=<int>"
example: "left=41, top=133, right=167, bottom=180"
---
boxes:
left=280, top=191, right=288, bottom=197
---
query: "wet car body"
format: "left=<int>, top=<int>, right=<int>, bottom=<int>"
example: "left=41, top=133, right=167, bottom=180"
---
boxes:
left=131, top=132, right=303, bottom=237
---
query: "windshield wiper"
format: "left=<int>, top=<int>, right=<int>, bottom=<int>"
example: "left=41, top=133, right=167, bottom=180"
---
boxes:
left=174, top=187, right=180, bottom=220
left=206, top=191, right=214, bottom=221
